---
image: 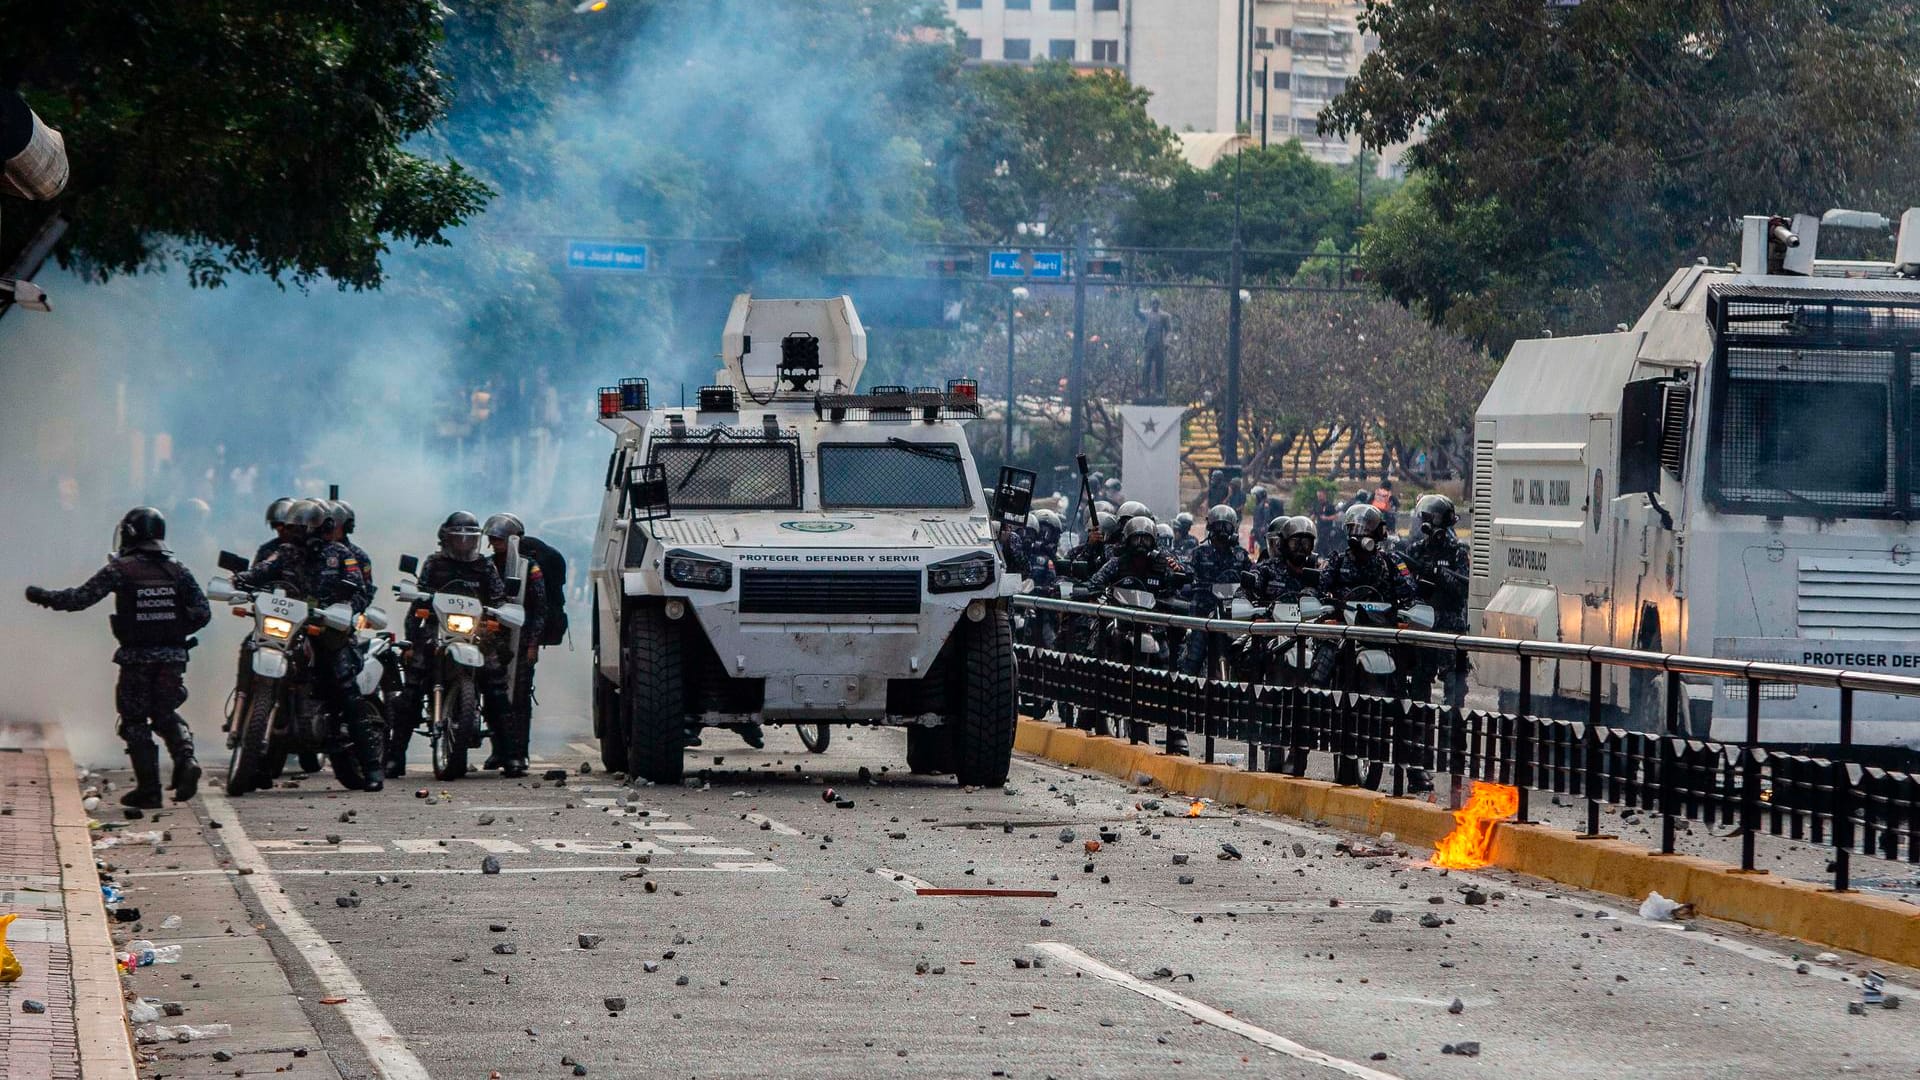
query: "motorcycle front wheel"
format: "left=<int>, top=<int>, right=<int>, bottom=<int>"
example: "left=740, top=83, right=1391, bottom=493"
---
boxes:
left=227, top=689, right=277, bottom=797
left=798, top=723, right=831, bottom=754
left=432, top=677, right=477, bottom=781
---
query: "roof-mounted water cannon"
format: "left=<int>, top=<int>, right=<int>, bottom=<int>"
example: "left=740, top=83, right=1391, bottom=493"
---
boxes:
left=1740, top=215, right=1803, bottom=275
left=778, top=332, right=822, bottom=393
left=720, top=294, right=867, bottom=401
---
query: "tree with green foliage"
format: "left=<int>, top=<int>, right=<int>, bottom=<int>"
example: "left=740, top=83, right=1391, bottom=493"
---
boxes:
left=1, top=1, right=492, bottom=288
left=1323, top=0, right=1920, bottom=350
left=949, top=62, right=1179, bottom=239
left=1117, top=142, right=1387, bottom=278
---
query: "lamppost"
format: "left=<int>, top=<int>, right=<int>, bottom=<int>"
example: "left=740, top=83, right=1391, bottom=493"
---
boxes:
left=1004, top=285, right=1029, bottom=463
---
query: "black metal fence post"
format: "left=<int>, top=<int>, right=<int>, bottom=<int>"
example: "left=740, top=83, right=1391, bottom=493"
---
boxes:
left=1515, top=659, right=1534, bottom=823
left=1834, top=687, right=1854, bottom=892
left=1741, top=678, right=1762, bottom=872
left=1584, top=661, right=1604, bottom=837
left=1660, top=673, right=1681, bottom=855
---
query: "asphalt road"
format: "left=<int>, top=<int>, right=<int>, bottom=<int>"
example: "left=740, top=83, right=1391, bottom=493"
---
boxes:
left=157, top=708, right=1920, bottom=1080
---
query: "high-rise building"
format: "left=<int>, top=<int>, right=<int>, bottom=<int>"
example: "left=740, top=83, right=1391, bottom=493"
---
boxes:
left=945, top=0, right=1401, bottom=174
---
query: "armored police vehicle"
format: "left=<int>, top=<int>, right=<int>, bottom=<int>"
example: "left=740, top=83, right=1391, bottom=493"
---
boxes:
left=588, top=295, right=1020, bottom=785
left=1473, top=211, right=1920, bottom=745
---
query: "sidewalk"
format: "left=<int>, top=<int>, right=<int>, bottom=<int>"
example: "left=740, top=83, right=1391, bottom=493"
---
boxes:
left=0, top=721, right=136, bottom=1080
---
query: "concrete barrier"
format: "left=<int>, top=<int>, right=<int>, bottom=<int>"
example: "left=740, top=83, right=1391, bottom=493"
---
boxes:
left=1016, top=718, right=1920, bottom=968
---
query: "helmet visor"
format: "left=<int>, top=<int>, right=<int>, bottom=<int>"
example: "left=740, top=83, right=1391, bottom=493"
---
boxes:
left=444, top=529, right=483, bottom=561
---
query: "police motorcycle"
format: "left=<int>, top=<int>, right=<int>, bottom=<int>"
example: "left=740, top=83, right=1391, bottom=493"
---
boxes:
left=391, top=554, right=525, bottom=781
left=1322, top=584, right=1436, bottom=790
left=209, top=552, right=390, bottom=795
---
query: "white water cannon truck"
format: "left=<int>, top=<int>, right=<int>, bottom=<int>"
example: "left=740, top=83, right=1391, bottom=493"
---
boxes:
left=1473, top=210, right=1920, bottom=750
left=587, top=295, right=1026, bottom=785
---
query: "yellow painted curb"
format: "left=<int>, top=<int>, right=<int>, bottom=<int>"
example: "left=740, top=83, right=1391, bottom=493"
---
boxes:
left=1016, top=717, right=1920, bottom=968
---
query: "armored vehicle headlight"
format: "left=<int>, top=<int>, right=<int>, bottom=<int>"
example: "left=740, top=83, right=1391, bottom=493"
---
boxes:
left=665, top=551, right=732, bottom=591
left=927, top=552, right=996, bottom=594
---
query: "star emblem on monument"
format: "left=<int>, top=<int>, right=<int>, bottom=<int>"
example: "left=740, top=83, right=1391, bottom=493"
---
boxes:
left=1142, top=417, right=1157, bottom=434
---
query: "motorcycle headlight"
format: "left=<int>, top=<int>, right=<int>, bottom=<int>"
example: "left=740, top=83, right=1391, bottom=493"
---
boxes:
left=444, top=613, right=477, bottom=635
left=927, top=552, right=996, bottom=594
left=664, top=550, right=732, bottom=591
left=261, top=616, right=295, bottom=640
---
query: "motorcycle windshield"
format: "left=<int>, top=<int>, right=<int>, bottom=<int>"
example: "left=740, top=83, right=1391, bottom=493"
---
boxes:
left=1110, top=588, right=1156, bottom=609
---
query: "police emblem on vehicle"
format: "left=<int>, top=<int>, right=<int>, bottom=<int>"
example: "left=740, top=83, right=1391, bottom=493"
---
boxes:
left=780, top=520, right=854, bottom=533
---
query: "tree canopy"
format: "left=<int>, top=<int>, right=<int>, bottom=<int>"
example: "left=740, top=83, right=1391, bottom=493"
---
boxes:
left=1323, top=0, right=1920, bottom=348
left=1, top=1, right=492, bottom=288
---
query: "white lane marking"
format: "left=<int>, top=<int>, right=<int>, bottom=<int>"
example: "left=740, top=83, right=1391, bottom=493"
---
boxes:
left=530, top=839, right=676, bottom=856
left=683, top=846, right=755, bottom=856
left=200, top=788, right=431, bottom=1080
left=1034, top=942, right=1403, bottom=1080
left=742, top=812, right=803, bottom=836
left=630, top=821, right=694, bottom=831
left=568, top=742, right=600, bottom=757
left=392, top=838, right=528, bottom=855
left=873, top=866, right=935, bottom=894
left=254, top=840, right=386, bottom=855
left=272, top=863, right=786, bottom=876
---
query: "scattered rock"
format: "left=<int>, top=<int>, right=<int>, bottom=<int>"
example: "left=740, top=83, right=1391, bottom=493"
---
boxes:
left=1292, top=842, right=1307, bottom=857
left=1177, top=875, right=1195, bottom=885
left=1442, top=1041, right=1481, bottom=1057
left=1369, top=1052, right=1387, bottom=1061
left=1013, top=957, right=1032, bottom=970
left=1448, top=998, right=1465, bottom=1014
left=544, top=769, right=569, bottom=781
left=20, top=999, right=46, bottom=1014
left=1795, top=963, right=1810, bottom=975
left=325, top=834, right=342, bottom=845
left=481, top=856, right=502, bottom=875
left=477, top=814, right=496, bottom=827
left=1370, top=909, right=1394, bottom=924
left=1171, top=853, right=1189, bottom=865
left=1848, top=1002, right=1867, bottom=1016
left=212, top=1050, right=234, bottom=1062
left=1058, top=828, right=1076, bottom=844
left=604, top=997, right=626, bottom=1013
left=1463, top=889, right=1488, bottom=906
left=580, top=762, right=592, bottom=775
left=1419, top=914, right=1444, bottom=929
left=1219, top=842, right=1242, bottom=860
left=643, top=961, right=660, bottom=973
left=492, top=943, right=517, bottom=955
left=578, top=934, right=603, bottom=950
left=335, top=896, right=360, bottom=908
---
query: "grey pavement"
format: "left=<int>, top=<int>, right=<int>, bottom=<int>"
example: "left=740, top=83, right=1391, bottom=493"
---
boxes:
left=90, top=701, right=1920, bottom=1080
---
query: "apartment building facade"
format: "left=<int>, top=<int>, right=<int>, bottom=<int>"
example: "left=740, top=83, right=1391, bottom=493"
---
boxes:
left=946, top=0, right=1398, bottom=173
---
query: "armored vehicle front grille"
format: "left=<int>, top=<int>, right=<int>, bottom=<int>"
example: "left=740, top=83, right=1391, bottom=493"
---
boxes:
left=1797, top=558, right=1920, bottom=639
left=921, top=520, right=986, bottom=547
left=1470, top=429, right=1494, bottom=580
left=739, top=570, right=921, bottom=615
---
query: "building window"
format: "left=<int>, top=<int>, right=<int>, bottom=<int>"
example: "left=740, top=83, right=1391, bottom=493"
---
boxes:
left=1050, top=0, right=1076, bottom=9
left=1049, top=38, right=1075, bottom=60
left=1293, top=74, right=1348, bottom=101
left=963, top=36, right=983, bottom=59
left=1256, top=27, right=1269, bottom=45
left=1094, top=0, right=1119, bottom=10
left=1005, top=0, right=1031, bottom=9
left=1003, top=37, right=1031, bottom=61
left=1273, top=70, right=1291, bottom=90
left=957, top=0, right=981, bottom=7
left=1275, top=28, right=1291, bottom=48
left=1295, top=116, right=1322, bottom=137
left=1092, top=38, right=1119, bottom=62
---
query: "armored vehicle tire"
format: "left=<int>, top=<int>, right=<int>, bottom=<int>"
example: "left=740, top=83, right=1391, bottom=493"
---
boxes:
left=953, top=606, right=1017, bottom=788
left=905, top=724, right=953, bottom=774
left=593, top=672, right=627, bottom=774
left=622, top=604, right=686, bottom=785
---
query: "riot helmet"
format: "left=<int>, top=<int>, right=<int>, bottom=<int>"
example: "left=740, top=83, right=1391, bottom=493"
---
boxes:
left=334, top=500, right=357, bottom=536
left=483, top=512, right=526, bottom=540
left=1274, top=516, right=1317, bottom=566
left=1094, top=511, right=1120, bottom=538
left=1250, top=485, right=1268, bottom=502
left=1032, top=509, right=1063, bottom=546
left=1093, top=500, right=1116, bottom=516
left=1173, top=511, right=1194, bottom=535
left=283, top=499, right=325, bottom=542
left=116, top=506, right=167, bottom=554
left=265, top=497, right=294, bottom=529
left=1204, top=504, right=1238, bottom=541
left=439, top=511, right=485, bottom=562
left=1122, top=514, right=1159, bottom=554
left=1154, top=522, right=1176, bottom=551
left=1103, top=477, right=1124, bottom=497
left=1342, top=502, right=1388, bottom=556
left=1415, top=493, right=1457, bottom=536
left=1117, top=500, right=1151, bottom=522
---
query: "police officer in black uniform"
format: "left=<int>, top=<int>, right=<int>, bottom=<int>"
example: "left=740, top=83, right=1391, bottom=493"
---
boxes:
left=1171, top=512, right=1198, bottom=557
left=236, top=500, right=384, bottom=790
left=1250, top=515, right=1327, bottom=775
left=26, top=508, right=212, bottom=808
left=1179, top=505, right=1252, bottom=678
left=329, top=500, right=376, bottom=611
left=482, top=513, right=546, bottom=777
left=1400, top=494, right=1471, bottom=708
left=1088, top=517, right=1192, bottom=750
left=1319, top=502, right=1426, bottom=791
left=386, top=512, right=508, bottom=777
left=257, top=497, right=296, bottom=566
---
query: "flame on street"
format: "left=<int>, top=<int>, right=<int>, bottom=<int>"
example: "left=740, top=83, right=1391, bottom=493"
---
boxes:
left=1187, top=800, right=1206, bottom=818
left=1431, top=781, right=1520, bottom=870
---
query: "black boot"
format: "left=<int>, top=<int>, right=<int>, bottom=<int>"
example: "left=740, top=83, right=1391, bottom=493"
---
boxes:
left=122, top=740, right=164, bottom=809
left=734, top=723, right=766, bottom=749
left=154, top=714, right=201, bottom=802
left=386, top=691, right=419, bottom=777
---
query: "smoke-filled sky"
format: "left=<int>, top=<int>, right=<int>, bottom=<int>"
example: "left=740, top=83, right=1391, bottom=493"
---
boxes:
left=0, top=0, right=963, bottom=761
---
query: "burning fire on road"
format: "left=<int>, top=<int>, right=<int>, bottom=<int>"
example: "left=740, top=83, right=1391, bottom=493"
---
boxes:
left=1431, top=781, right=1520, bottom=870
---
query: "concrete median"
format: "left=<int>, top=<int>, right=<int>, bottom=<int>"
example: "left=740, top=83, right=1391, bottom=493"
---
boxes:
left=1016, top=717, right=1920, bottom=968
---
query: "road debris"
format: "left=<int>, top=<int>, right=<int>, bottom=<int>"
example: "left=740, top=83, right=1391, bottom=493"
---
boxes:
left=578, top=934, right=603, bottom=950
left=481, top=856, right=502, bottom=875
left=1370, top=909, right=1394, bottom=924
left=1638, top=891, right=1693, bottom=921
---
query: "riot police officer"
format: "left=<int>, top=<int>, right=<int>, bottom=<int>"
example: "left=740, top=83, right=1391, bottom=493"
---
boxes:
left=1179, top=505, right=1252, bottom=678
left=482, top=513, right=546, bottom=777
left=1252, top=516, right=1324, bottom=605
left=1087, top=516, right=1190, bottom=593
left=257, top=497, right=296, bottom=565
left=236, top=500, right=383, bottom=791
left=1064, top=511, right=1119, bottom=583
left=330, top=500, right=376, bottom=611
left=1320, top=502, right=1425, bottom=791
left=1400, top=494, right=1471, bottom=708
left=386, top=512, right=508, bottom=778
left=1249, top=485, right=1279, bottom=538
left=25, top=508, right=212, bottom=808
left=1171, top=512, right=1198, bottom=557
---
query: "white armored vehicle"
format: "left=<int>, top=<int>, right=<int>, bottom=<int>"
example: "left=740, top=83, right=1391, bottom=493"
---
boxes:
left=588, top=295, right=1022, bottom=784
left=1473, top=211, right=1920, bottom=746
